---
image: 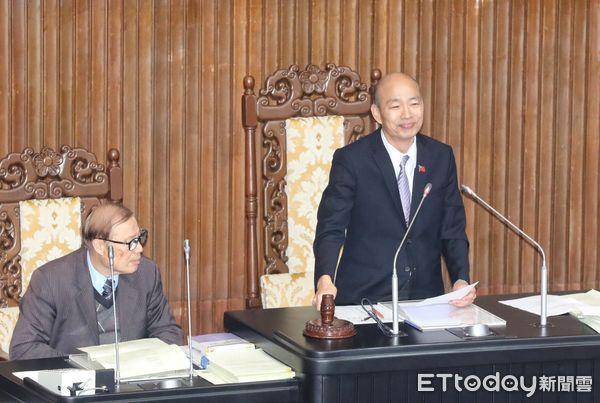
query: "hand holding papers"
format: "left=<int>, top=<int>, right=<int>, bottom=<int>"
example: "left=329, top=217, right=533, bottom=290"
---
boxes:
left=333, top=282, right=504, bottom=332
left=414, top=282, right=479, bottom=306
left=376, top=282, right=505, bottom=332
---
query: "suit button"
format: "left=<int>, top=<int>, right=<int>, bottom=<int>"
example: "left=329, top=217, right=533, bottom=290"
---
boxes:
left=406, top=238, right=412, bottom=244
left=404, top=266, right=411, bottom=272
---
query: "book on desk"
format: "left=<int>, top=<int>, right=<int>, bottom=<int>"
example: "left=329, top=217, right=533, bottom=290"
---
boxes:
left=70, top=338, right=190, bottom=382
left=70, top=335, right=295, bottom=385
left=184, top=332, right=256, bottom=369
left=190, top=332, right=255, bottom=355
left=205, top=348, right=295, bottom=383
left=189, top=333, right=295, bottom=384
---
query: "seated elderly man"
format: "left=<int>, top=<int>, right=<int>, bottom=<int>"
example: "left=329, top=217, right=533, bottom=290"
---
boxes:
left=10, top=203, right=183, bottom=360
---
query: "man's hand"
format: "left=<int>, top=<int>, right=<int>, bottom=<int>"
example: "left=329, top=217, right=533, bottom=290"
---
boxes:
left=449, top=279, right=476, bottom=307
left=312, top=275, right=337, bottom=310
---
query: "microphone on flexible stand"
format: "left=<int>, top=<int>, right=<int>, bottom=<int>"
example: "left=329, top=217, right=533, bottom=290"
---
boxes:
left=461, top=184, right=550, bottom=328
left=107, top=245, right=121, bottom=387
left=183, top=239, right=194, bottom=382
left=391, top=183, right=433, bottom=335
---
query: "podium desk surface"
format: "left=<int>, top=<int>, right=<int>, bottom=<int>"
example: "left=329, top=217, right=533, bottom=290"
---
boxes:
left=224, top=293, right=600, bottom=376
left=0, top=356, right=299, bottom=403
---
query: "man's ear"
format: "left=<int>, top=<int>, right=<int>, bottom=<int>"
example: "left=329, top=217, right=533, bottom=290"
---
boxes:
left=371, top=103, right=382, bottom=125
left=90, top=239, right=106, bottom=256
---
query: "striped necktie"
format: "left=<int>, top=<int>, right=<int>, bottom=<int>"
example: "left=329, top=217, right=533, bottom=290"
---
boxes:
left=397, top=155, right=411, bottom=225
left=101, top=278, right=113, bottom=300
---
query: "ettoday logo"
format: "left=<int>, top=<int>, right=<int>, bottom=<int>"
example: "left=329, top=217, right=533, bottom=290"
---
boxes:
left=418, top=373, right=592, bottom=397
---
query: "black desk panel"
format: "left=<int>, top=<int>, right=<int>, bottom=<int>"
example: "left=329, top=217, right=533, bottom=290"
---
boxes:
left=225, top=294, right=600, bottom=403
left=0, top=357, right=299, bottom=402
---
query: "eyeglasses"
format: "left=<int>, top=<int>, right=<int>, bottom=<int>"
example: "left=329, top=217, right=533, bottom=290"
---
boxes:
left=98, top=229, right=148, bottom=251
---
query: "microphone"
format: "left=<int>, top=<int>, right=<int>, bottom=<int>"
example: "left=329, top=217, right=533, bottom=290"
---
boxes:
left=107, top=245, right=121, bottom=387
left=391, top=182, right=433, bottom=335
left=461, top=184, right=549, bottom=327
left=183, top=239, right=194, bottom=382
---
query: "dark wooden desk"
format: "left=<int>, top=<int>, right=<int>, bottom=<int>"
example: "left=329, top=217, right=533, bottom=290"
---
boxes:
left=224, top=294, right=600, bottom=403
left=0, top=357, right=299, bottom=402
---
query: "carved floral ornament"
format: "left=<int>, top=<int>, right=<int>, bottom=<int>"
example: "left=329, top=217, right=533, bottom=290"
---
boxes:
left=0, top=210, right=15, bottom=263
left=32, top=148, right=63, bottom=177
left=0, top=146, right=110, bottom=202
left=299, top=64, right=329, bottom=94
left=257, top=64, right=370, bottom=112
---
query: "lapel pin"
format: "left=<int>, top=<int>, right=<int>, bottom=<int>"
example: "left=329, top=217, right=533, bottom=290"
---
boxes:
left=418, top=165, right=426, bottom=173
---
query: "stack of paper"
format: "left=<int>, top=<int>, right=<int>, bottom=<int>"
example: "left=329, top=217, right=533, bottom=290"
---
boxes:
left=206, top=348, right=295, bottom=383
left=186, top=333, right=255, bottom=369
left=498, top=294, right=583, bottom=316
left=334, top=283, right=479, bottom=325
left=396, top=302, right=506, bottom=331
left=372, top=282, right=506, bottom=331
left=563, top=289, right=600, bottom=333
left=72, top=338, right=189, bottom=381
left=564, top=289, right=600, bottom=316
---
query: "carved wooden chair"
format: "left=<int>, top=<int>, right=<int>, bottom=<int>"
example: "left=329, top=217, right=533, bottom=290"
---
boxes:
left=0, top=146, right=122, bottom=357
left=242, top=63, right=380, bottom=308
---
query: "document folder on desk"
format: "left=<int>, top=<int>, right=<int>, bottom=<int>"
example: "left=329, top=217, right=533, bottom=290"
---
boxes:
left=70, top=338, right=189, bottom=382
left=379, top=302, right=506, bottom=331
left=206, top=348, right=295, bottom=383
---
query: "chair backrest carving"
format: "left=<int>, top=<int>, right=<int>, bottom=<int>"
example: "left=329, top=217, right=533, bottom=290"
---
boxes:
left=242, top=63, right=380, bottom=308
left=0, top=145, right=122, bottom=308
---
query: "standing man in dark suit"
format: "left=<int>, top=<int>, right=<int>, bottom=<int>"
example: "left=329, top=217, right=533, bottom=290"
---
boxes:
left=10, top=203, right=183, bottom=360
left=312, top=72, right=476, bottom=309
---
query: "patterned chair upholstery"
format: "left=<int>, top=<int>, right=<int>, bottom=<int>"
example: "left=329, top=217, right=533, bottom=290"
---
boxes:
left=0, top=146, right=122, bottom=358
left=242, top=64, right=380, bottom=308
left=260, top=116, right=345, bottom=308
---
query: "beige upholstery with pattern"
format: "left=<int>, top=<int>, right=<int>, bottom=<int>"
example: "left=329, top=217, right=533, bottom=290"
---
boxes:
left=260, top=116, right=344, bottom=308
left=0, top=198, right=82, bottom=356
left=0, top=308, right=18, bottom=357
left=19, top=198, right=83, bottom=294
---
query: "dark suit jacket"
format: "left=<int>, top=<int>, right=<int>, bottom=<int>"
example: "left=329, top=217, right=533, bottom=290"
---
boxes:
left=314, top=130, right=470, bottom=304
left=9, top=247, right=183, bottom=360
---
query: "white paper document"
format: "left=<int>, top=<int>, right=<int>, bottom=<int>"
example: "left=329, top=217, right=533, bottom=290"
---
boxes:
left=377, top=300, right=505, bottom=331
left=498, top=294, right=582, bottom=316
left=413, top=282, right=479, bottom=306
left=75, top=338, right=189, bottom=381
left=564, top=289, right=600, bottom=316
left=334, top=305, right=393, bottom=324
left=562, top=290, right=600, bottom=334
left=12, top=370, right=39, bottom=382
left=400, top=304, right=469, bottom=329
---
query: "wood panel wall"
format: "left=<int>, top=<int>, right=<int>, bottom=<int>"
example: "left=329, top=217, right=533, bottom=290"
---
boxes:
left=0, top=0, right=598, bottom=334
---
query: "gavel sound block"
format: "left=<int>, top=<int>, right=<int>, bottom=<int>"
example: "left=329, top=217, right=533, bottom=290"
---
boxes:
left=303, top=294, right=356, bottom=339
